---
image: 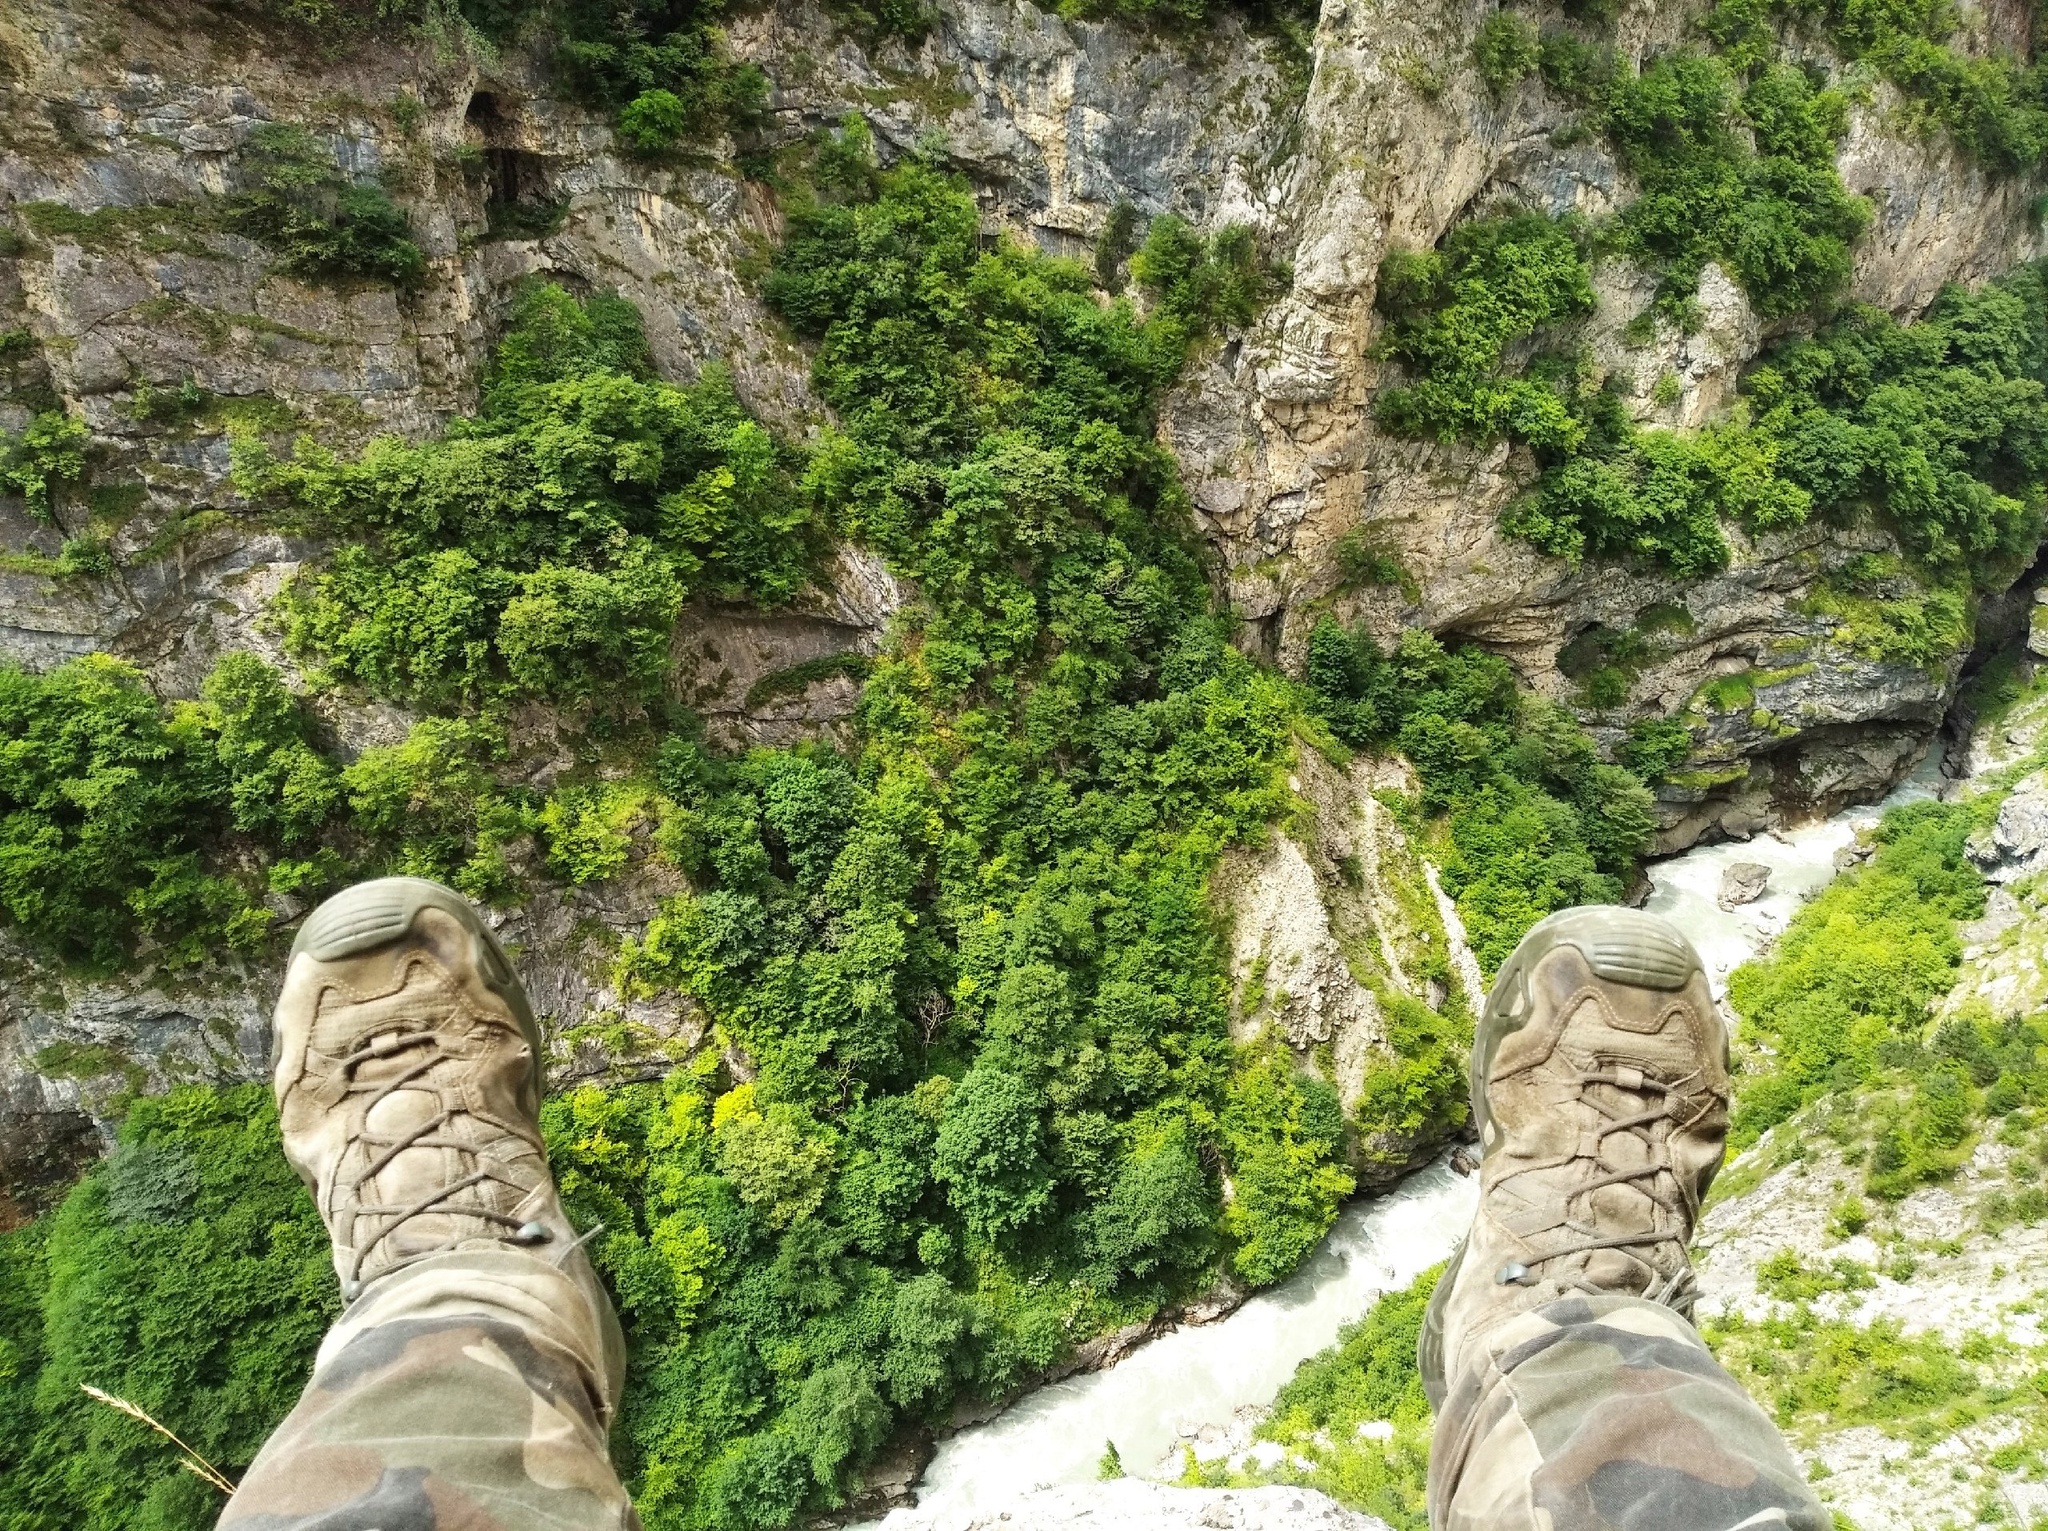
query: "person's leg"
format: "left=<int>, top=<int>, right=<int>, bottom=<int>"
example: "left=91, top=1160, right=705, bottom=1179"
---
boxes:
left=219, top=878, right=635, bottom=1531
left=1418, top=907, right=1828, bottom=1531
left=1428, top=1294, right=1825, bottom=1530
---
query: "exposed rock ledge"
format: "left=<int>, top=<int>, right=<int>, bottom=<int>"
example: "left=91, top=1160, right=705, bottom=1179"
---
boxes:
left=877, top=1482, right=1392, bottom=1531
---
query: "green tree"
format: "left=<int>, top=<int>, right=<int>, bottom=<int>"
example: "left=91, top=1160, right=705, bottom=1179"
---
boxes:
left=226, top=123, right=425, bottom=287
left=934, top=1067, right=1056, bottom=1242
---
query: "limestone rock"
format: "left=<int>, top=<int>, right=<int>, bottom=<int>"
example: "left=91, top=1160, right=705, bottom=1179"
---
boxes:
left=880, top=1482, right=1392, bottom=1531
left=1211, top=749, right=1474, bottom=1182
left=1967, top=770, right=2048, bottom=883
left=1717, top=861, right=1773, bottom=910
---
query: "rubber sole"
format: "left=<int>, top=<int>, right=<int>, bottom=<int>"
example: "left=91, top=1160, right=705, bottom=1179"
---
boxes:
left=290, top=876, right=543, bottom=1096
left=1416, top=904, right=1706, bottom=1408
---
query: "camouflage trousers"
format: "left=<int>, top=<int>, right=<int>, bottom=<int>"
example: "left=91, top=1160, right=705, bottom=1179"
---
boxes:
left=1428, top=1294, right=1829, bottom=1531
left=217, top=1247, right=638, bottom=1531
left=217, top=1266, right=1822, bottom=1530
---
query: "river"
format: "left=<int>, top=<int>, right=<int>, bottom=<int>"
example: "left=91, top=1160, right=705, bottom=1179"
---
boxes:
left=886, top=757, right=1948, bottom=1520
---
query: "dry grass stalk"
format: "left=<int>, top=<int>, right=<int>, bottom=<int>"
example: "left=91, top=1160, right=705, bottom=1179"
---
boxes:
left=79, top=1383, right=238, bottom=1496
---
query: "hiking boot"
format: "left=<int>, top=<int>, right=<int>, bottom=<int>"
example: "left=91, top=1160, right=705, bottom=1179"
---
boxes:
left=1419, top=905, right=1729, bottom=1408
left=271, top=877, right=622, bottom=1398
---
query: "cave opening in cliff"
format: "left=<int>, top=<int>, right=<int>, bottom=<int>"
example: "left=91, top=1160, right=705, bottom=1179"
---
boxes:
left=465, top=90, right=561, bottom=240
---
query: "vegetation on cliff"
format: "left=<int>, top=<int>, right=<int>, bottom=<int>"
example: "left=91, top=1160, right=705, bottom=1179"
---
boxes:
left=1228, top=1264, right=1441, bottom=1531
left=242, top=283, right=828, bottom=708
left=1375, top=203, right=2048, bottom=584
left=1375, top=2, right=2048, bottom=593
left=1703, top=0, right=2048, bottom=178
left=0, top=130, right=1488, bottom=1531
left=19, top=0, right=2048, bottom=1512
left=1301, top=622, right=1656, bottom=973
left=0, top=1087, right=336, bottom=1531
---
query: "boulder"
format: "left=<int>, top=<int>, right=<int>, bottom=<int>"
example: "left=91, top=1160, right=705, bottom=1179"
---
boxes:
left=1717, top=861, right=1773, bottom=910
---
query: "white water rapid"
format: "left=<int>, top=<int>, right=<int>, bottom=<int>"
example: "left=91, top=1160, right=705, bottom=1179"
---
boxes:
left=899, top=1158, right=1477, bottom=1519
left=885, top=753, right=1951, bottom=1522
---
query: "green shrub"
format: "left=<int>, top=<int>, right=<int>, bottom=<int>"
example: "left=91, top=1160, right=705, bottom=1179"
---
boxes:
left=1372, top=212, right=1595, bottom=450
left=1804, top=556, right=1973, bottom=670
left=213, top=0, right=402, bottom=31
left=617, top=89, right=691, bottom=154
left=1753, top=0, right=2048, bottom=175
left=1129, top=216, right=1282, bottom=345
left=341, top=716, right=527, bottom=903
left=54, top=535, right=114, bottom=579
left=1506, top=263, right=2048, bottom=581
left=1245, top=1264, right=1442, bottom=1530
left=199, top=652, right=340, bottom=847
left=0, top=649, right=524, bottom=965
left=1600, top=54, right=1868, bottom=320
left=1726, top=798, right=1989, bottom=1148
left=1474, top=12, right=1540, bottom=95
left=1707, top=1304, right=1984, bottom=1434
left=1616, top=715, right=1694, bottom=780
left=1474, top=12, right=1541, bottom=95
left=244, top=283, right=827, bottom=708
left=1221, top=1049, right=1356, bottom=1285
left=0, top=655, right=265, bottom=968
left=1538, top=29, right=1618, bottom=105
left=1756, top=1247, right=1876, bottom=1301
left=1351, top=988, right=1470, bottom=1168
left=0, top=411, right=90, bottom=522
left=541, top=0, right=768, bottom=146
left=0, top=1085, right=334, bottom=1531
left=226, top=123, right=425, bottom=287
left=1741, top=276, right=2048, bottom=586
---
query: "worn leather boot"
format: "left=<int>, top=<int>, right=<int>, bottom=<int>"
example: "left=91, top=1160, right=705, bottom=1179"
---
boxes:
left=270, top=875, right=625, bottom=1412
left=1419, top=905, right=1730, bottom=1407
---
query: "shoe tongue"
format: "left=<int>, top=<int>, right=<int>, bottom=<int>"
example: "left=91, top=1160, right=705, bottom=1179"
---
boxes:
left=360, top=1087, right=495, bottom=1263
left=364, top=1084, right=441, bottom=1139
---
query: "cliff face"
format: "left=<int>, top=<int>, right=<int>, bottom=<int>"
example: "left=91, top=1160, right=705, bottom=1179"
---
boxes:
left=0, top=0, right=2040, bottom=1208
left=1176, top=0, right=2043, bottom=847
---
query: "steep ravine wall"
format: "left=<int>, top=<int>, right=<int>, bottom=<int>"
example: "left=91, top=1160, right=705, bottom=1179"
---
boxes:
left=0, top=0, right=2040, bottom=1213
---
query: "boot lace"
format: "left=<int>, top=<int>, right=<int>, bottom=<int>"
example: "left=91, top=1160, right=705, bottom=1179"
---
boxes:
left=335, top=1029, right=596, bottom=1301
left=1495, top=1061, right=1713, bottom=1311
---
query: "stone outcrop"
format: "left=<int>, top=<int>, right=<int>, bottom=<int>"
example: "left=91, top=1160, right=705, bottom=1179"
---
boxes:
left=1212, top=746, right=1478, bottom=1182
left=1968, top=769, right=2048, bottom=884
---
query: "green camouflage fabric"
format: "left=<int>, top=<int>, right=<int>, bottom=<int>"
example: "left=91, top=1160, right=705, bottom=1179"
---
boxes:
left=219, top=1237, right=1822, bottom=1531
left=219, top=1248, right=637, bottom=1531
left=1428, top=1292, right=1828, bottom=1531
